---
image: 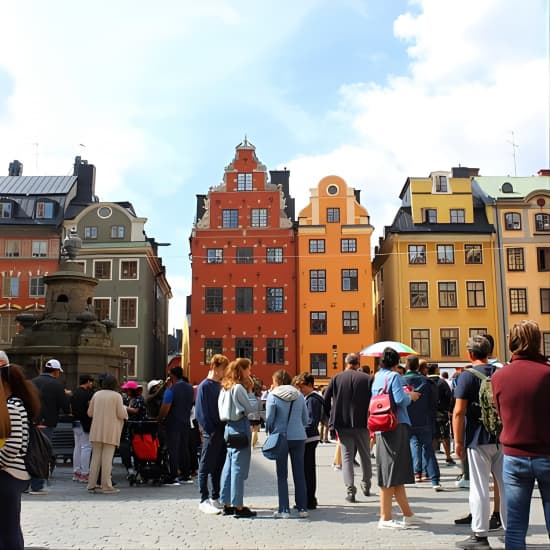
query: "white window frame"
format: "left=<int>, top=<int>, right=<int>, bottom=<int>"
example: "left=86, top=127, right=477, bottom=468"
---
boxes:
left=251, top=208, right=268, bottom=228
left=35, top=200, right=54, bottom=219
left=432, top=173, right=451, bottom=194
left=32, top=240, right=48, bottom=258
left=118, top=297, right=138, bottom=328
left=5, top=240, right=20, bottom=257
left=120, top=345, right=138, bottom=378
left=237, top=173, right=253, bottom=191
left=29, top=276, right=45, bottom=297
left=93, top=259, right=112, bottom=281
left=119, top=259, right=139, bottom=280
left=93, top=297, right=112, bottom=321
left=0, top=202, right=12, bottom=218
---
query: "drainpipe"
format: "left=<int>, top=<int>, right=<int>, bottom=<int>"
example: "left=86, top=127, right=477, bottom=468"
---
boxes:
left=493, top=201, right=508, bottom=361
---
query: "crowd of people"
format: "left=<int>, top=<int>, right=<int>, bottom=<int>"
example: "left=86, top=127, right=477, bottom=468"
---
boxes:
left=0, top=319, right=549, bottom=550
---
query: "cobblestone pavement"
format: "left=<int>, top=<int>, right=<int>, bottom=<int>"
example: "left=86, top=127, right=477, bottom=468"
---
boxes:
left=22, top=436, right=549, bottom=550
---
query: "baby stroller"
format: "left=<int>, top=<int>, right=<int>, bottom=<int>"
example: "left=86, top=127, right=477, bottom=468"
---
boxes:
left=127, top=420, right=169, bottom=486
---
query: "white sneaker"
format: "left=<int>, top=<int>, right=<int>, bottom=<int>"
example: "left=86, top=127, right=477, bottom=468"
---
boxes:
left=333, top=464, right=342, bottom=471
left=209, top=498, right=224, bottom=510
left=298, top=509, right=309, bottom=518
left=273, top=511, right=290, bottom=519
left=402, top=514, right=426, bottom=526
left=378, top=519, right=408, bottom=529
left=199, top=500, right=221, bottom=515
left=455, top=477, right=470, bottom=489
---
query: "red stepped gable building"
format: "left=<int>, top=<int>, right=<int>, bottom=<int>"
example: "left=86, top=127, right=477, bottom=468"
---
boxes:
left=188, top=139, right=297, bottom=385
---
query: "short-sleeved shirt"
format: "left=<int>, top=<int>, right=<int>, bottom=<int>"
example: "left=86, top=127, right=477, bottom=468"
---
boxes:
left=453, top=364, right=497, bottom=447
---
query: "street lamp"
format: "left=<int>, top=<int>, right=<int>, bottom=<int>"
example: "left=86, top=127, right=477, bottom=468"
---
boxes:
left=332, top=344, right=338, bottom=369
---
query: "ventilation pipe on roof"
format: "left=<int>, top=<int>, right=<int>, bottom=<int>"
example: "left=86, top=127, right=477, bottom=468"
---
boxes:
left=8, top=160, right=23, bottom=176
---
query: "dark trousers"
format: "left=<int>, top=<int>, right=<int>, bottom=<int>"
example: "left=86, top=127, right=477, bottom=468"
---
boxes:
left=0, top=471, right=29, bottom=550
left=198, top=428, right=227, bottom=502
left=166, top=424, right=190, bottom=481
left=304, top=440, right=319, bottom=508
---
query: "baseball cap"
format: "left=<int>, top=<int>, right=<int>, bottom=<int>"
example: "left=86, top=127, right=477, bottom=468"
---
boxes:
left=147, top=379, right=162, bottom=392
left=121, top=380, right=138, bottom=390
left=45, top=359, right=63, bottom=372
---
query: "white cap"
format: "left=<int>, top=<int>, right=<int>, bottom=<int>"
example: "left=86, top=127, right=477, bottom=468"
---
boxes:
left=45, top=359, right=63, bottom=372
left=147, top=379, right=162, bottom=392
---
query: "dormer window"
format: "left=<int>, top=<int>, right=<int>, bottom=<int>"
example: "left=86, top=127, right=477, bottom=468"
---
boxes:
left=35, top=200, right=54, bottom=219
left=436, top=175, right=448, bottom=192
left=0, top=202, right=12, bottom=218
left=237, top=173, right=252, bottom=191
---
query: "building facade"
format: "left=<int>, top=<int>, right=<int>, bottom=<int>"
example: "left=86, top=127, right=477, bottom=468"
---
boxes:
left=188, top=139, right=297, bottom=385
left=297, top=175, right=374, bottom=382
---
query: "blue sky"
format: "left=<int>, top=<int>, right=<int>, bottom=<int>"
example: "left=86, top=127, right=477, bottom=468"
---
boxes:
left=0, top=0, right=548, bottom=332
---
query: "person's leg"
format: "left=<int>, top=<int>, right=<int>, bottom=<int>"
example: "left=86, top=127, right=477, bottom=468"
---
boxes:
left=231, top=445, right=251, bottom=508
left=289, top=439, right=307, bottom=511
left=409, top=428, right=422, bottom=478
left=81, top=431, right=92, bottom=477
left=31, top=426, right=54, bottom=491
left=418, top=425, right=440, bottom=486
left=355, top=429, right=373, bottom=494
left=72, top=425, right=82, bottom=476
left=0, top=471, right=28, bottom=550
left=87, top=442, right=102, bottom=489
left=304, top=440, right=318, bottom=507
left=219, top=449, right=232, bottom=506
left=338, top=429, right=356, bottom=493
left=532, top=456, right=550, bottom=534
left=394, top=484, right=413, bottom=517
left=503, top=454, right=533, bottom=550
left=275, top=447, right=290, bottom=512
left=211, top=430, right=227, bottom=501
left=178, top=423, right=191, bottom=479
left=379, top=486, right=395, bottom=520
left=490, top=449, right=506, bottom=528
left=99, top=443, right=116, bottom=490
left=165, top=429, right=181, bottom=481
left=198, top=432, right=212, bottom=502
left=468, top=446, right=492, bottom=536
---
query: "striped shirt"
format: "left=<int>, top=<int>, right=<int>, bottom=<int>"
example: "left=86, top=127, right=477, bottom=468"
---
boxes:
left=0, top=397, right=30, bottom=480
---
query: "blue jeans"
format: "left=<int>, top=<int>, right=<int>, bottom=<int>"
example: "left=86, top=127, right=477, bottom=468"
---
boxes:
left=220, top=418, right=251, bottom=507
left=30, top=426, right=54, bottom=491
left=503, top=454, right=550, bottom=550
left=275, top=439, right=307, bottom=512
left=0, top=471, right=28, bottom=550
left=409, top=425, right=440, bottom=485
left=198, top=427, right=226, bottom=502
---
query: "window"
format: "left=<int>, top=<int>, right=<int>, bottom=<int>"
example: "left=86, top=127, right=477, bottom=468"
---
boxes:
left=93, top=298, right=111, bottom=320
left=411, top=329, right=430, bottom=356
left=467, top=281, right=486, bottom=307
left=236, top=247, right=253, bottom=264
left=111, top=225, right=125, bottom=239
left=84, top=226, right=97, bottom=240
left=438, top=282, right=457, bottom=308
left=205, top=288, right=223, bottom=313
left=469, top=328, right=488, bottom=337
left=2, top=276, right=19, bottom=297
left=410, top=282, right=428, bottom=308
left=342, top=311, right=359, bottom=333
left=465, top=245, right=482, bottom=264
left=341, top=239, right=357, bottom=253
left=535, top=213, right=550, bottom=231
left=94, top=260, right=111, bottom=280
left=31, top=241, right=47, bottom=258
left=236, top=288, right=253, bottom=313
left=310, top=311, right=327, bottom=334
left=267, top=338, right=284, bottom=364
left=541, top=289, right=550, bottom=314
left=435, top=175, right=448, bottom=192
left=235, top=338, right=253, bottom=361
left=0, top=202, right=12, bottom=218
left=266, top=288, right=284, bottom=312
left=441, top=328, right=459, bottom=356
left=341, top=269, right=358, bottom=291
left=35, top=201, right=54, bottom=219
left=119, top=298, right=137, bottom=327
left=408, top=245, right=426, bottom=264
left=504, top=212, right=521, bottom=230
left=204, top=339, right=223, bottom=364
left=237, top=173, right=252, bottom=191
left=29, top=276, right=45, bottom=297
left=425, top=209, right=437, bottom=223
left=544, top=333, right=550, bottom=357
left=310, top=353, right=327, bottom=377
left=266, top=247, right=283, bottom=263
left=222, top=209, right=238, bottom=228
left=98, top=206, right=112, bottom=219
left=5, top=240, right=20, bottom=257
left=309, top=239, right=325, bottom=253
left=309, top=270, right=326, bottom=292
left=327, top=208, right=340, bottom=223
left=120, top=346, right=137, bottom=378
left=450, top=209, right=465, bottom=223
left=537, top=247, right=550, bottom=271
left=207, top=248, right=223, bottom=264
left=509, top=288, right=527, bottom=314
left=507, top=248, right=525, bottom=271
left=437, top=244, right=454, bottom=264
left=251, top=208, right=267, bottom=227
left=120, top=260, right=138, bottom=280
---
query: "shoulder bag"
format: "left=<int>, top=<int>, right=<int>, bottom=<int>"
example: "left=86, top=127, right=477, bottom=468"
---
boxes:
left=262, top=400, right=293, bottom=460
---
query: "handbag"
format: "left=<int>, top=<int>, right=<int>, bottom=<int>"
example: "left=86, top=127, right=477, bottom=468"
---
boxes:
left=367, top=376, right=398, bottom=433
left=25, top=424, right=54, bottom=479
left=262, top=400, right=293, bottom=460
left=225, top=432, right=249, bottom=449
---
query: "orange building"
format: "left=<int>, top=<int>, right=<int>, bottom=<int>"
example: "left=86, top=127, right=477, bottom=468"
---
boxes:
left=188, top=139, right=297, bottom=385
left=297, top=176, right=374, bottom=383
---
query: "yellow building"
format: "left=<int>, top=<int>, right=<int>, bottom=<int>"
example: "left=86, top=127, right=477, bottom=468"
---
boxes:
left=297, top=176, right=374, bottom=382
left=474, top=173, right=550, bottom=357
left=373, top=167, right=501, bottom=365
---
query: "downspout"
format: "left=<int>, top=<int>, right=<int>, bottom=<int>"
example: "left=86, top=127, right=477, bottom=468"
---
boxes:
left=493, top=201, right=508, bottom=361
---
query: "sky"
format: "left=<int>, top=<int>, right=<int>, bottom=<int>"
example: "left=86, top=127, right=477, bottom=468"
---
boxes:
left=0, top=0, right=548, bottom=333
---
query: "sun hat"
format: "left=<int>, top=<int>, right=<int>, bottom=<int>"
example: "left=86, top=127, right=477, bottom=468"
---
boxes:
left=121, top=380, right=138, bottom=390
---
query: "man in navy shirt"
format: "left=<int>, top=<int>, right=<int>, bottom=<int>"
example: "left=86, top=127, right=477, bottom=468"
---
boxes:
left=453, top=335, right=506, bottom=550
left=195, top=354, right=229, bottom=514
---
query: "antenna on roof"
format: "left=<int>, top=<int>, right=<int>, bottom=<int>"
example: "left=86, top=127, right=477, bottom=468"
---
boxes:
left=507, top=131, right=519, bottom=176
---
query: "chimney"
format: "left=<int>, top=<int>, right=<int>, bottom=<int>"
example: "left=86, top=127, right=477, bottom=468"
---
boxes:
left=452, top=166, right=480, bottom=178
left=537, top=169, right=550, bottom=176
left=73, top=156, right=96, bottom=202
left=8, top=160, right=23, bottom=176
left=196, top=194, right=207, bottom=224
left=270, top=169, right=295, bottom=221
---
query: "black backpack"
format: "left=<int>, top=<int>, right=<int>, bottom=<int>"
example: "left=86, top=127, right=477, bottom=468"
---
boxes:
left=25, top=424, right=53, bottom=479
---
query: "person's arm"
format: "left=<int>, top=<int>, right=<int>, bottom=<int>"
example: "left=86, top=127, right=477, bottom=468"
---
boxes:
left=117, top=394, right=129, bottom=421
left=0, top=381, right=10, bottom=440
left=0, top=401, right=23, bottom=465
left=87, top=394, right=95, bottom=418
left=265, top=394, right=276, bottom=434
left=323, top=379, right=334, bottom=413
left=301, top=396, right=308, bottom=428
left=452, top=398, right=468, bottom=460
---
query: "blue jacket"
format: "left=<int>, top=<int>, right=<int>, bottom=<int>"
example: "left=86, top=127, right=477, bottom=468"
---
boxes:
left=195, top=378, right=223, bottom=435
left=266, top=385, right=308, bottom=441
left=371, top=369, right=412, bottom=425
left=403, top=371, right=436, bottom=427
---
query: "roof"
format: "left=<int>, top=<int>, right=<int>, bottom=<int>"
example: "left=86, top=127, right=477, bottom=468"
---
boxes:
left=474, top=176, right=550, bottom=200
left=0, top=175, right=77, bottom=196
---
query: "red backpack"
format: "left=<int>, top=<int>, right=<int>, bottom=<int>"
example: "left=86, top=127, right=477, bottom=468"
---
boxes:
left=368, top=376, right=398, bottom=433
